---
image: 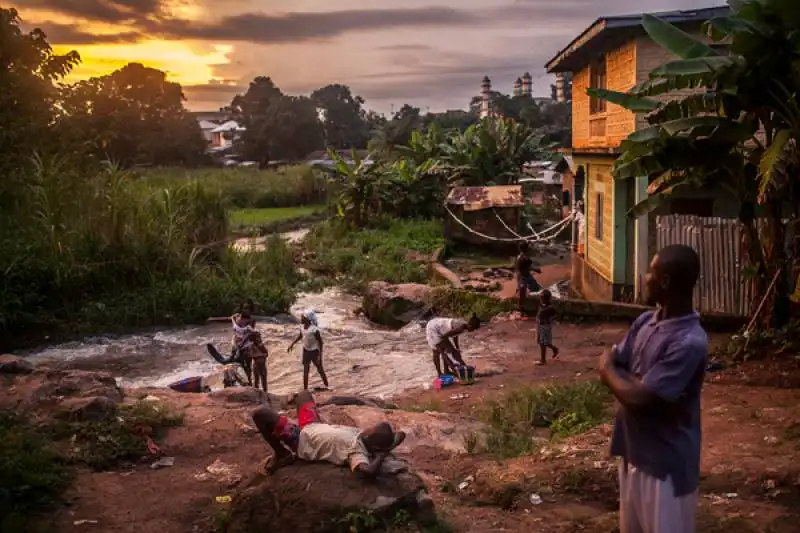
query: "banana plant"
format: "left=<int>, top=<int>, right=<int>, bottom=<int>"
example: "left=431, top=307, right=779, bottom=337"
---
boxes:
left=316, top=148, right=388, bottom=227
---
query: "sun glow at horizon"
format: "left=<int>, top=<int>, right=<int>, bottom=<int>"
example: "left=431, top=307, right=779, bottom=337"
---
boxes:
left=53, top=42, right=234, bottom=87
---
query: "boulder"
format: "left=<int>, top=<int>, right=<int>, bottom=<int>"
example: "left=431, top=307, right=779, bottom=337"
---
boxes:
left=54, top=396, right=117, bottom=422
left=34, top=369, right=123, bottom=405
left=362, top=282, right=433, bottom=328
left=225, top=462, right=435, bottom=533
left=0, top=354, right=35, bottom=375
left=208, top=387, right=286, bottom=406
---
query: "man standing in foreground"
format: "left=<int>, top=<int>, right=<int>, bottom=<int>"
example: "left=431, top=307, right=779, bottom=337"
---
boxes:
left=599, top=245, right=708, bottom=533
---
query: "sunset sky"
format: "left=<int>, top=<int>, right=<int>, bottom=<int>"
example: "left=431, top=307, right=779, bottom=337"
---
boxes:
left=12, top=0, right=717, bottom=114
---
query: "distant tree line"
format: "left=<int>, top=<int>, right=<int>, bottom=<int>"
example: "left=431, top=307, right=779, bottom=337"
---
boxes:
left=1, top=6, right=571, bottom=176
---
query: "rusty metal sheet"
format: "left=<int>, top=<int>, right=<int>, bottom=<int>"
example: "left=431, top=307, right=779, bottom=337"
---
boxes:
left=656, top=215, right=754, bottom=317
left=446, top=185, right=524, bottom=212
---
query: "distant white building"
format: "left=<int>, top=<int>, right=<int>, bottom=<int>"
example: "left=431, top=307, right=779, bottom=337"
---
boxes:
left=209, top=120, right=245, bottom=152
left=198, top=120, right=219, bottom=144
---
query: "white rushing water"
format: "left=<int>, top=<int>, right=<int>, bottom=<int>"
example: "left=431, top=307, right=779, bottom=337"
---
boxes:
left=23, top=288, right=501, bottom=399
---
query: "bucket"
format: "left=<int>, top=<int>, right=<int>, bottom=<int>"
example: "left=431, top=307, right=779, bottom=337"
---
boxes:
left=434, top=374, right=456, bottom=390
left=456, top=365, right=475, bottom=385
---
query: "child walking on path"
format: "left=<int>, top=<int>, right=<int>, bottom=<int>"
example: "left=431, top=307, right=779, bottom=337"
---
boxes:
left=536, top=289, right=559, bottom=365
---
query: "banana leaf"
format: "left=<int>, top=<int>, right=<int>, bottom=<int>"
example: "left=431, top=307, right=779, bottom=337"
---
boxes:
left=642, top=14, right=720, bottom=59
left=585, top=88, right=661, bottom=112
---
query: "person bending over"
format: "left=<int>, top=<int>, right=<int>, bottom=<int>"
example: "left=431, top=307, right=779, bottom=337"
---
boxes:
left=425, top=314, right=481, bottom=376
left=252, top=390, right=406, bottom=477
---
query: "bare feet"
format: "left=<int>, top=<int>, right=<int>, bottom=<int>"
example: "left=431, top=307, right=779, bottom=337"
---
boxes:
left=263, top=453, right=295, bottom=474
left=535, top=360, right=546, bottom=366
left=552, top=347, right=560, bottom=359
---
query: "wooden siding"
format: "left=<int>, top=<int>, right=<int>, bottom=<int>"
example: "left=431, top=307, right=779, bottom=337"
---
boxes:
left=585, top=162, right=614, bottom=281
left=572, top=67, right=590, bottom=149
left=572, top=40, right=636, bottom=150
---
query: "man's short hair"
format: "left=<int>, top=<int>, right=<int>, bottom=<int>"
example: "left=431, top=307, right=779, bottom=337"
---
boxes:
left=657, top=244, right=700, bottom=293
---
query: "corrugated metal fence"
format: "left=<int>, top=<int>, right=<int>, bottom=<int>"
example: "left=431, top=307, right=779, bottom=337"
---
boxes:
left=656, top=215, right=754, bottom=317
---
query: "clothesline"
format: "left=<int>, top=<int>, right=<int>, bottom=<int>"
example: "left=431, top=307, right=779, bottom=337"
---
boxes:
left=444, top=203, right=573, bottom=243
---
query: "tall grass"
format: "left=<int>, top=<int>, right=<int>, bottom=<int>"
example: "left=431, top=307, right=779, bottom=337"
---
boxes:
left=481, top=381, right=611, bottom=458
left=139, top=165, right=328, bottom=209
left=0, top=156, right=299, bottom=348
left=303, top=219, right=444, bottom=292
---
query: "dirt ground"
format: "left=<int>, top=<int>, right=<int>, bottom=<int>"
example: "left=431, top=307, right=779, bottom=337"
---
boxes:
left=9, top=319, right=800, bottom=533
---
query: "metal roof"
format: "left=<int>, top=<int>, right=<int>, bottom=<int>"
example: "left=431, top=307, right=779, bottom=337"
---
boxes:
left=446, top=185, right=524, bottom=212
left=545, top=5, right=730, bottom=73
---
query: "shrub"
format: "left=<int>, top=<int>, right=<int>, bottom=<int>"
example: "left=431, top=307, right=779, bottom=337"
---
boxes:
left=0, top=157, right=301, bottom=348
left=0, top=414, right=71, bottom=532
left=49, top=401, right=184, bottom=470
left=304, top=219, right=444, bottom=292
left=481, top=381, right=611, bottom=458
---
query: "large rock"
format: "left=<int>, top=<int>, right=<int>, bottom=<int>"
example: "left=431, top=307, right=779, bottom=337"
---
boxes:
left=34, top=369, right=123, bottom=405
left=54, top=396, right=117, bottom=422
left=225, top=462, right=435, bottom=533
left=0, top=354, right=35, bottom=375
left=208, top=387, right=286, bottom=406
left=362, top=282, right=432, bottom=328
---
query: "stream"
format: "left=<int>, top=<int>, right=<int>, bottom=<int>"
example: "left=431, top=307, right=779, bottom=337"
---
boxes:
left=23, top=288, right=500, bottom=399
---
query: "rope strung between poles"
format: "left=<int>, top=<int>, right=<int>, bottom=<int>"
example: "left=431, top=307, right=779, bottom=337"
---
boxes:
left=444, top=203, right=573, bottom=243
left=491, top=208, right=572, bottom=242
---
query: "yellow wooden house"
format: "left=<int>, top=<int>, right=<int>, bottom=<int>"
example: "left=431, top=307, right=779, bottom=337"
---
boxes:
left=545, top=6, right=730, bottom=303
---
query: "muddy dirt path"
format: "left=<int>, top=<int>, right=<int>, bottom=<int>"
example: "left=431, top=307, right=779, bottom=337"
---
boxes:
left=9, top=318, right=800, bottom=533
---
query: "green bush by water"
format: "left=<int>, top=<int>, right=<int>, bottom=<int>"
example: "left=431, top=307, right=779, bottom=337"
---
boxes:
left=139, top=165, right=328, bottom=209
left=0, top=414, right=71, bottom=533
left=304, top=219, right=444, bottom=292
left=481, top=381, right=611, bottom=458
left=49, top=401, right=185, bottom=470
left=0, top=157, right=300, bottom=348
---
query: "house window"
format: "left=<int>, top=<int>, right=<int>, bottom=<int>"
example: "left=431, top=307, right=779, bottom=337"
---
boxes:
left=595, top=192, right=604, bottom=240
left=589, top=58, right=607, bottom=114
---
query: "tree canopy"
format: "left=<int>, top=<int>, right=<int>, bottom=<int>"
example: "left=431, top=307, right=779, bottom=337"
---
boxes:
left=57, top=63, right=207, bottom=166
left=0, top=7, right=79, bottom=175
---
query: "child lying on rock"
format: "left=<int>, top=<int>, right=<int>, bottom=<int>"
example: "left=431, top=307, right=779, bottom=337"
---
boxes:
left=252, top=390, right=406, bottom=478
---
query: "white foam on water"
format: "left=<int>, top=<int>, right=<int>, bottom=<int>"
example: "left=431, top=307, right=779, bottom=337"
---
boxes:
left=20, top=289, right=448, bottom=398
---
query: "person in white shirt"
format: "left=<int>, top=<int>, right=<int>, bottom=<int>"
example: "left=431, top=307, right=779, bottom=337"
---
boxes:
left=288, top=309, right=330, bottom=390
left=425, top=313, right=481, bottom=376
left=252, top=390, right=406, bottom=475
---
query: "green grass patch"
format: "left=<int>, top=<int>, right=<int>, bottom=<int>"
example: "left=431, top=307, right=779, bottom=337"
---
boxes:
left=0, top=414, right=72, bottom=533
left=229, top=205, right=325, bottom=228
left=430, top=287, right=515, bottom=321
left=481, top=381, right=611, bottom=458
left=304, top=219, right=444, bottom=292
left=139, top=165, right=328, bottom=209
left=49, top=401, right=184, bottom=470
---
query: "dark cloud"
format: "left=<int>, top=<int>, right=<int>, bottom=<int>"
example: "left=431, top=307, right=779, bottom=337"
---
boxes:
left=376, top=44, right=435, bottom=52
left=37, top=22, right=142, bottom=44
left=145, top=7, right=477, bottom=43
left=14, top=0, right=163, bottom=22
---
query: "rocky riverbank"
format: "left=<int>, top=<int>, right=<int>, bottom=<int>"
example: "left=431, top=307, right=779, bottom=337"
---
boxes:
left=3, top=315, right=799, bottom=533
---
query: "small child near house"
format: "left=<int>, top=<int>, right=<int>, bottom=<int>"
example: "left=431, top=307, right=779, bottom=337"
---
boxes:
left=536, top=289, right=560, bottom=365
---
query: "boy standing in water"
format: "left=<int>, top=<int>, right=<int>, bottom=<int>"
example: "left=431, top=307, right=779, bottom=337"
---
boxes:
left=288, top=310, right=330, bottom=391
left=536, top=289, right=559, bottom=365
left=232, top=299, right=257, bottom=385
